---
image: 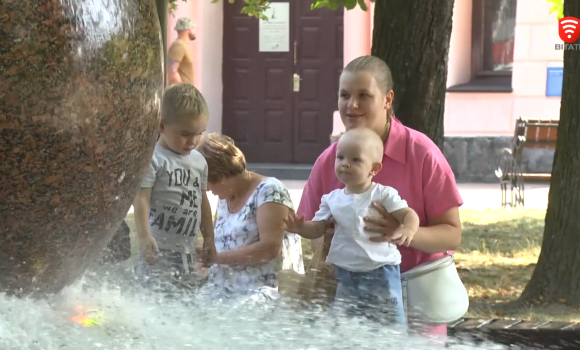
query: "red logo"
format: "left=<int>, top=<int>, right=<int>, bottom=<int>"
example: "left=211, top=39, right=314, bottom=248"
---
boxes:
left=559, top=17, right=580, bottom=43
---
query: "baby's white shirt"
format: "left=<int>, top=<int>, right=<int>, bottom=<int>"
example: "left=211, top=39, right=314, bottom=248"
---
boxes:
left=312, top=182, right=408, bottom=272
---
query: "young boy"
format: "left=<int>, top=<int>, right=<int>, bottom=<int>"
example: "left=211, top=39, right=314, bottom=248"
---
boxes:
left=284, top=127, right=420, bottom=326
left=133, top=83, right=215, bottom=290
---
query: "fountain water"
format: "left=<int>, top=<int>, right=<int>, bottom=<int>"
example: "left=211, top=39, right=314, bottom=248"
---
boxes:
left=0, top=263, right=506, bottom=350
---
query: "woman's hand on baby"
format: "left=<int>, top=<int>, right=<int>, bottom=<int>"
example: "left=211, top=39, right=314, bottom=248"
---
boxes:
left=284, top=213, right=305, bottom=233
left=364, top=202, right=402, bottom=243
left=324, top=217, right=336, bottom=237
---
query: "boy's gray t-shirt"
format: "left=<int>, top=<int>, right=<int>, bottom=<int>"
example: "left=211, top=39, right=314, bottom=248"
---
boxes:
left=141, top=143, right=208, bottom=254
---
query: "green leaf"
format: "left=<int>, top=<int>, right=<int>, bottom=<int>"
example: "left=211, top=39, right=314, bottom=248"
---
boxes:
left=311, top=0, right=340, bottom=11
left=546, top=0, right=564, bottom=19
left=357, top=0, right=368, bottom=11
left=311, top=1, right=324, bottom=10
left=344, top=0, right=357, bottom=10
left=211, top=0, right=374, bottom=18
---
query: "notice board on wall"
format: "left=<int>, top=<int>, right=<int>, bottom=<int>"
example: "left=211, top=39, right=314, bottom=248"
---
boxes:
left=546, top=61, right=564, bottom=97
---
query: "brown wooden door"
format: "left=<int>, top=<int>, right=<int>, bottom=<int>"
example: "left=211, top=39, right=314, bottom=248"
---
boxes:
left=222, top=0, right=343, bottom=164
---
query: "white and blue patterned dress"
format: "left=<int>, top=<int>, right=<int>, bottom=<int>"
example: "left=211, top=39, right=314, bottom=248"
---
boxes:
left=203, top=177, right=304, bottom=301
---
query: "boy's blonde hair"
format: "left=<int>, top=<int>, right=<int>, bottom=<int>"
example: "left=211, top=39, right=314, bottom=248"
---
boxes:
left=196, top=133, right=246, bottom=183
left=161, top=83, right=208, bottom=124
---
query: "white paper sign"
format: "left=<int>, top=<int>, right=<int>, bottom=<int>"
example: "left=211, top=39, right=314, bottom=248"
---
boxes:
left=259, top=3, right=290, bottom=52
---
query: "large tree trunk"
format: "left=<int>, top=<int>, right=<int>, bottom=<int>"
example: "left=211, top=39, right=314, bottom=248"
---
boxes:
left=156, top=0, right=168, bottom=86
left=371, top=0, right=454, bottom=148
left=519, top=0, right=580, bottom=306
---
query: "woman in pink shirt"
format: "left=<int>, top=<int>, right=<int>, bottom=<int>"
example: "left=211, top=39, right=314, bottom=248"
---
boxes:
left=297, top=55, right=463, bottom=341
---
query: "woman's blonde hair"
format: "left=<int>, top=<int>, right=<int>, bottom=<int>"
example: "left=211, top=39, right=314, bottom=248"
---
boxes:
left=196, top=133, right=246, bottom=183
left=343, top=55, right=395, bottom=117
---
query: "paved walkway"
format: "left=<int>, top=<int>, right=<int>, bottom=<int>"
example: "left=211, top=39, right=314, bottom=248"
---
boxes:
left=205, top=181, right=549, bottom=212
left=451, top=183, right=549, bottom=210
left=128, top=181, right=549, bottom=214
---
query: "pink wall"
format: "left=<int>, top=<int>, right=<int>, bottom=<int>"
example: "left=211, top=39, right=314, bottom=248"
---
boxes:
left=334, top=0, right=564, bottom=137
left=343, top=1, right=371, bottom=65
left=168, top=0, right=564, bottom=138
left=445, top=0, right=563, bottom=136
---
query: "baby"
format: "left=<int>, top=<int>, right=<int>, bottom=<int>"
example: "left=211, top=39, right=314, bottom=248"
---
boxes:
left=285, top=127, right=420, bottom=325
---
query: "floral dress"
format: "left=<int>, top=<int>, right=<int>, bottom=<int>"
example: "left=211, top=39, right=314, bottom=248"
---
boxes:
left=204, top=177, right=304, bottom=299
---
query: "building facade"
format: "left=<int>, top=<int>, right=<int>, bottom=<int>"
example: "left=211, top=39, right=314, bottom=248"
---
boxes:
left=168, top=0, right=563, bottom=181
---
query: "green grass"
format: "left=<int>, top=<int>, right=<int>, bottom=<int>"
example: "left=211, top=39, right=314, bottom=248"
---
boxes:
left=456, top=209, right=580, bottom=322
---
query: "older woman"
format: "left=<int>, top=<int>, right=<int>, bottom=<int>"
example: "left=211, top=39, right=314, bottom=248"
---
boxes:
left=196, top=133, right=304, bottom=301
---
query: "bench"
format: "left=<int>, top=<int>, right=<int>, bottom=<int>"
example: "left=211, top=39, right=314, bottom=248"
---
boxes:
left=495, top=117, right=558, bottom=208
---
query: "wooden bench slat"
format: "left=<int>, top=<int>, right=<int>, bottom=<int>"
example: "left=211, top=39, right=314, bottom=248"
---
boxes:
left=486, top=319, right=524, bottom=329
left=506, top=173, right=551, bottom=182
left=509, top=320, right=551, bottom=330
left=538, top=321, right=580, bottom=330
left=523, top=122, right=559, bottom=127
left=453, top=319, right=495, bottom=330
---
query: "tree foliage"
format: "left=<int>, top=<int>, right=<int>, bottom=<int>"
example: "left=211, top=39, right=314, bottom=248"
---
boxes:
left=168, top=0, right=372, bottom=20
left=311, top=0, right=373, bottom=11
left=168, top=0, right=272, bottom=19
left=547, top=0, right=564, bottom=19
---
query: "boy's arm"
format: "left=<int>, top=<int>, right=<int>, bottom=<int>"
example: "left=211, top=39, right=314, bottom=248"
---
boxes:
left=134, top=156, right=158, bottom=241
left=200, top=190, right=214, bottom=243
left=198, top=162, right=214, bottom=243
left=133, top=187, right=153, bottom=240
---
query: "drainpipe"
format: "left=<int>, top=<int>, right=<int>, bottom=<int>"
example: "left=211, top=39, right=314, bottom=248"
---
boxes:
left=155, top=0, right=168, bottom=87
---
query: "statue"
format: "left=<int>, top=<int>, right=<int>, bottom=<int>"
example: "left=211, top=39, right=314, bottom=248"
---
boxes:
left=0, top=0, right=163, bottom=296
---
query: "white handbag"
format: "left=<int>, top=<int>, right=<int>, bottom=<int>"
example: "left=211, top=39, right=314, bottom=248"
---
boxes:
left=401, top=254, right=469, bottom=324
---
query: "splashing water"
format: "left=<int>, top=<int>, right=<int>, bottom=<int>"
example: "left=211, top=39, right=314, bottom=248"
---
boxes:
left=0, top=263, right=505, bottom=350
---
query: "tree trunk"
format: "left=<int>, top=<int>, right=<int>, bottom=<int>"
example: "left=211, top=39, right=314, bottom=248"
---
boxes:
left=371, top=0, right=454, bottom=148
left=519, top=0, right=580, bottom=306
left=156, top=0, right=168, bottom=87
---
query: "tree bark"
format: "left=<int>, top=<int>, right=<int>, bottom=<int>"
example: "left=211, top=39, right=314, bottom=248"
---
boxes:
left=519, top=0, right=580, bottom=306
left=156, top=0, right=168, bottom=87
left=371, top=0, right=454, bottom=148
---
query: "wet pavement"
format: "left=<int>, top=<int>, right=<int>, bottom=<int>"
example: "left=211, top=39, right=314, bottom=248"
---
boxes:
left=127, top=181, right=549, bottom=214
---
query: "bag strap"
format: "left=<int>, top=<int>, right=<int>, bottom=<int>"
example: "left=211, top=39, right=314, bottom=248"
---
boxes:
left=402, top=278, right=409, bottom=324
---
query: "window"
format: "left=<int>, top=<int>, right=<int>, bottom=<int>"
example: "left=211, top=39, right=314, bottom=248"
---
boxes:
left=449, top=0, right=517, bottom=92
left=474, top=0, right=517, bottom=75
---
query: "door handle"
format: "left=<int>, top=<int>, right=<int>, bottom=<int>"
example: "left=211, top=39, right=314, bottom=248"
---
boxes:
left=294, top=40, right=298, bottom=66
left=293, top=73, right=302, bottom=92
